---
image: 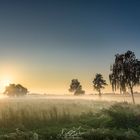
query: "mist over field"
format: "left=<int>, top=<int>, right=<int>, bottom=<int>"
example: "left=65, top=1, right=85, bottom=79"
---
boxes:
left=0, top=94, right=139, bottom=140
left=5, top=93, right=140, bottom=103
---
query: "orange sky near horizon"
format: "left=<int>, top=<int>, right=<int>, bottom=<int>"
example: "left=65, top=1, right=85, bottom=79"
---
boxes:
left=0, top=61, right=140, bottom=95
left=0, top=61, right=113, bottom=94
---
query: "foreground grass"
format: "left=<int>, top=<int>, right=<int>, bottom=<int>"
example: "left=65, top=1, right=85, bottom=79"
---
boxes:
left=0, top=98, right=139, bottom=139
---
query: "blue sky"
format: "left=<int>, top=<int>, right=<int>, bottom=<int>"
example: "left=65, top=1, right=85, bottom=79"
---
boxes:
left=0, top=0, right=140, bottom=93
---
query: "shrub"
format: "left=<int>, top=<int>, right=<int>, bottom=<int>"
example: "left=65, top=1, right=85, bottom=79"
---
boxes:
left=102, top=102, right=140, bottom=128
left=82, top=128, right=140, bottom=140
left=0, top=129, right=39, bottom=140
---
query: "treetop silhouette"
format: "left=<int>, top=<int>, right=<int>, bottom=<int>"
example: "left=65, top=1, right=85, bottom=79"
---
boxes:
left=109, top=50, right=140, bottom=104
left=4, top=84, right=28, bottom=97
left=93, top=73, right=107, bottom=97
left=69, top=79, right=85, bottom=95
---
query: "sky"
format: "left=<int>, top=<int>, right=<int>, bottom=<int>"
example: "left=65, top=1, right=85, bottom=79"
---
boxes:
left=0, top=0, right=140, bottom=94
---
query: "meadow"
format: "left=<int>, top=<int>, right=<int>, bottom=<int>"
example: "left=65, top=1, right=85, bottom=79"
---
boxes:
left=0, top=95, right=139, bottom=140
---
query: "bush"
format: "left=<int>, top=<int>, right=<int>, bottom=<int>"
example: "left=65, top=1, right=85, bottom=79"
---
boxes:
left=82, top=128, right=140, bottom=140
left=0, top=129, right=39, bottom=140
left=102, top=102, right=140, bottom=129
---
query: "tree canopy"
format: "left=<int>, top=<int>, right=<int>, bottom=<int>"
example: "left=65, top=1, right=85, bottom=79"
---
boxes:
left=93, top=73, right=107, bottom=96
left=109, top=50, right=140, bottom=103
left=69, top=79, right=85, bottom=95
left=4, top=84, right=28, bottom=97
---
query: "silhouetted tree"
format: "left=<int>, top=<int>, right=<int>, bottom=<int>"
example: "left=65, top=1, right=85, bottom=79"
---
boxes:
left=69, top=79, right=85, bottom=95
left=109, top=50, right=140, bottom=104
left=4, top=84, right=28, bottom=97
left=93, top=74, right=107, bottom=97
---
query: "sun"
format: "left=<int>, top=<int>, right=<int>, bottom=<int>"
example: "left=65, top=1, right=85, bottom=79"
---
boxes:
left=0, top=78, right=11, bottom=92
left=2, top=79, right=11, bottom=87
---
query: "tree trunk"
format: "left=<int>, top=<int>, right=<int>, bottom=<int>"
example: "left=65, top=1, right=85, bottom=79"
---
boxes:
left=120, top=88, right=122, bottom=94
left=130, top=86, right=135, bottom=104
left=99, top=89, right=101, bottom=97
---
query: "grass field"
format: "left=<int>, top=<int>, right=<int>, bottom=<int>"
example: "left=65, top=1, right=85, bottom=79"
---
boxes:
left=0, top=95, right=139, bottom=140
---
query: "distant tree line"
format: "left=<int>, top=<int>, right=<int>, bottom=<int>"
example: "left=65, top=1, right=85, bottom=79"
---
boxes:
left=2, top=50, right=140, bottom=103
left=69, top=50, right=140, bottom=104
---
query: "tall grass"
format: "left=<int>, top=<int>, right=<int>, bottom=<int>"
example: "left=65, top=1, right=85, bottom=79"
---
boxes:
left=0, top=97, right=139, bottom=140
left=0, top=98, right=112, bottom=130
